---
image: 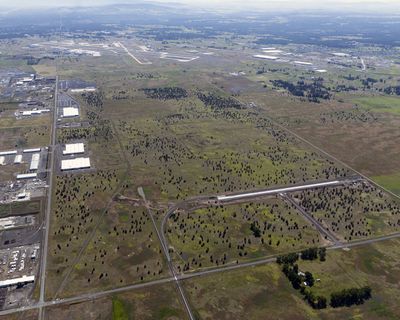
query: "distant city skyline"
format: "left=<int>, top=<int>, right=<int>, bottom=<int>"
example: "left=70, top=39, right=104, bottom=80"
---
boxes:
left=1, top=0, right=400, bottom=13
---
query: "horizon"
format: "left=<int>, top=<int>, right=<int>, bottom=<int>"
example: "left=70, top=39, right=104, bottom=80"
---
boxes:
left=1, top=0, right=400, bottom=14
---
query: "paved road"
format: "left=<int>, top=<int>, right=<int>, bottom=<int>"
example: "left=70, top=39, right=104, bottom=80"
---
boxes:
left=330, top=231, right=400, bottom=250
left=2, top=230, right=400, bottom=317
left=281, top=193, right=341, bottom=245
left=138, top=188, right=195, bottom=320
left=160, top=202, right=183, bottom=262
left=38, top=73, right=59, bottom=319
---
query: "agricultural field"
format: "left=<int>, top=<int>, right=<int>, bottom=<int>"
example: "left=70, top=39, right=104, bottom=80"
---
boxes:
left=167, top=197, right=323, bottom=272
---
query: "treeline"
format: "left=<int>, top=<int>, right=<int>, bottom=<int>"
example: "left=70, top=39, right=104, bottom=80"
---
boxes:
left=197, top=92, right=244, bottom=110
left=384, top=86, right=400, bottom=95
left=276, top=247, right=326, bottom=264
left=330, top=287, right=372, bottom=308
left=276, top=248, right=371, bottom=309
left=141, top=87, right=188, bottom=100
left=271, top=79, right=331, bottom=102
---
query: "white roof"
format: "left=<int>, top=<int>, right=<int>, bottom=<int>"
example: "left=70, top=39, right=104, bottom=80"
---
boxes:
left=21, top=109, right=50, bottom=116
left=294, top=61, right=313, bottom=65
left=262, top=50, right=283, bottom=54
left=14, top=155, right=23, bottom=164
left=17, top=173, right=37, bottom=180
left=0, top=150, right=17, bottom=156
left=23, top=148, right=41, bottom=153
left=70, top=88, right=96, bottom=93
left=62, top=107, right=79, bottom=118
left=0, top=156, right=4, bottom=165
left=253, top=54, right=278, bottom=60
left=61, top=157, right=91, bottom=171
left=0, top=275, right=35, bottom=288
left=63, top=143, right=85, bottom=155
left=30, top=153, right=40, bottom=170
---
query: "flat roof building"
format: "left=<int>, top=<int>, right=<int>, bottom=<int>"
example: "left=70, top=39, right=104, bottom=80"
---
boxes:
left=61, top=157, right=91, bottom=171
left=62, top=107, right=79, bottom=118
left=70, top=88, right=96, bottom=93
left=20, top=109, right=50, bottom=116
left=0, top=150, right=17, bottom=156
left=63, top=143, right=85, bottom=155
left=0, top=275, right=35, bottom=288
left=23, top=148, right=41, bottom=153
left=30, top=153, right=40, bottom=171
left=14, top=155, right=23, bottom=164
left=17, top=173, right=37, bottom=180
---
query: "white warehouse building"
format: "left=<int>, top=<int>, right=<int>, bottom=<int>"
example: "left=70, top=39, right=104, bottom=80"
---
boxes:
left=61, top=157, right=91, bottom=171
left=30, top=153, right=40, bottom=171
left=62, top=107, right=79, bottom=118
left=63, top=143, right=85, bottom=155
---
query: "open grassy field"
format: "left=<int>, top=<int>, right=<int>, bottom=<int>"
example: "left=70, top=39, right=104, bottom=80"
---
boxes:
left=0, top=200, right=41, bottom=218
left=0, top=126, right=49, bottom=150
left=46, top=170, right=124, bottom=298
left=373, top=173, right=400, bottom=198
left=183, top=238, right=400, bottom=320
left=44, top=283, right=185, bottom=320
left=292, top=182, right=400, bottom=241
left=0, top=310, right=38, bottom=320
left=60, top=202, right=168, bottom=298
left=354, top=96, right=400, bottom=115
left=167, top=197, right=323, bottom=272
left=239, top=90, right=400, bottom=195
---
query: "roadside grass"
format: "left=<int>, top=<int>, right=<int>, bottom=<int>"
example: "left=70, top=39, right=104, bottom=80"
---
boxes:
left=112, top=297, right=129, bottom=320
left=44, top=283, right=184, bottom=320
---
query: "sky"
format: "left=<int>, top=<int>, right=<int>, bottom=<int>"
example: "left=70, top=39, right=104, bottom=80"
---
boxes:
left=0, top=0, right=399, bottom=13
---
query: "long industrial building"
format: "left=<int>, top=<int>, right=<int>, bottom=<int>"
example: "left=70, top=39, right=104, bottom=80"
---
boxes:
left=61, top=157, right=91, bottom=171
left=0, top=150, right=17, bottom=156
left=30, top=153, right=40, bottom=171
left=17, top=173, right=37, bottom=180
left=23, top=148, right=41, bottom=153
left=0, top=275, right=35, bottom=288
left=63, top=143, right=85, bottom=155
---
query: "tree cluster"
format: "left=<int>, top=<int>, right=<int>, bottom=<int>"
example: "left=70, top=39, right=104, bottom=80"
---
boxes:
left=271, top=79, right=331, bottom=102
left=141, top=87, right=188, bottom=100
left=330, top=286, right=372, bottom=308
left=197, top=92, right=244, bottom=110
